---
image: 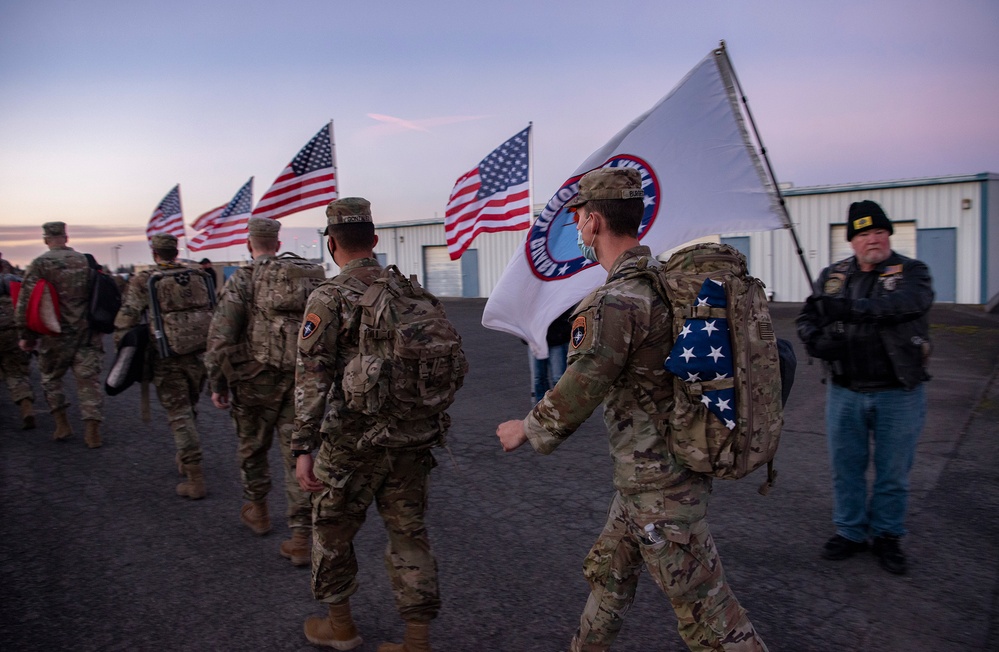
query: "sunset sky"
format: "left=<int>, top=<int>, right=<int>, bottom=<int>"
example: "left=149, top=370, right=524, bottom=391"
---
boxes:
left=2, top=0, right=997, bottom=268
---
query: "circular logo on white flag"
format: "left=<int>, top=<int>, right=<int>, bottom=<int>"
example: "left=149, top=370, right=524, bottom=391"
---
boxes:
left=525, top=155, right=659, bottom=280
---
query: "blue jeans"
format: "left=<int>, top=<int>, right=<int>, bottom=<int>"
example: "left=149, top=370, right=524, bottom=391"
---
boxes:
left=825, top=382, right=926, bottom=542
left=529, top=343, right=569, bottom=402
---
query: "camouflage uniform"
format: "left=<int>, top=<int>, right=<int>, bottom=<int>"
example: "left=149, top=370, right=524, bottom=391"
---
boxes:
left=205, top=256, right=311, bottom=531
left=524, top=246, right=767, bottom=652
left=14, top=240, right=104, bottom=422
left=293, top=256, right=441, bottom=621
left=114, top=263, right=205, bottom=466
left=1, top=274, right=34, bottom=405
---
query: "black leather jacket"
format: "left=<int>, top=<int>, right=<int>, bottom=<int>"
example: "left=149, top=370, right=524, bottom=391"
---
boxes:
left=796, top=251, right=933, bottom=390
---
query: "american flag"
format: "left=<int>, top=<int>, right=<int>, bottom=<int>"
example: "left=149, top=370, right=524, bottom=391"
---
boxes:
left=146, top=185, right=185, bottom=241
left=188, top=178, right=254, bottom=252
left=444, top=126, right=531, bottom=260
left=191, top=204, right=225, bottom=232
left=252, top=122, right=337, bottom=220
left=664, top=278, right=737, bottom=430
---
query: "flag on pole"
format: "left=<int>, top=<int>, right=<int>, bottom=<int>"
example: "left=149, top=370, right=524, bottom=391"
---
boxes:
left=444, top=126, right=531, bottom=260
left=188, top=178, right=254, bottom=252
left=252, top=122, right=337, bottom=220
left=146, top=185, right=185, bottom=240
left=483, top=45, right=784, bottom=358
left=191, top=204, right=225, bottom=232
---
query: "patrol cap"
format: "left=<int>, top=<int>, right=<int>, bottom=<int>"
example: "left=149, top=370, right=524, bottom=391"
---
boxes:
left=846, top=200, right=893, bottom=241
left=324, top=197, right=372, bottom=234
left=247, top=216, right=281, bottom=238
left=42, top=222, right=67, bottom=237
left=565, top=168, right=644, bottom=211
left=150, top=233, right=178, bottom=249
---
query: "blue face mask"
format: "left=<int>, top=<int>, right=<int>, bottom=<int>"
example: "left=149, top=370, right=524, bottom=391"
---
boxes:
left=576, top=215, right=598, bottom=263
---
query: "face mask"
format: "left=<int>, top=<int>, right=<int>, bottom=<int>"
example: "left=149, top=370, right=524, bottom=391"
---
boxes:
left=576, top=215, right=598, bottom=263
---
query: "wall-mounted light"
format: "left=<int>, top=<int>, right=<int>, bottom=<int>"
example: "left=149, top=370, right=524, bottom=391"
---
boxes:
left=962, top=198, right=972, bottom=210
left=399, top=236, right=405, bottom=243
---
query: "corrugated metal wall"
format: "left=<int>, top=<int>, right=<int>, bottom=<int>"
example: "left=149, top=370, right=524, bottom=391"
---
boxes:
left=374, top=221, right=523, bottom=297
left=371, top=175, right=996, bottom=304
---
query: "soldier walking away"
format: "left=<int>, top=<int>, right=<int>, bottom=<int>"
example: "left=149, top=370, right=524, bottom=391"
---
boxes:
left=496, top=169, right=768, bottom=652
left=205, top=216, right=321, bottom=564
left=293, top=197, right=466, bottom=652
left=15, top=222, right=104, bottom=446
left=1, top=271, right=36, bottom=428
left=796, top=200, right=934, bottom=575
left=114, top=233, right=215, bottom=499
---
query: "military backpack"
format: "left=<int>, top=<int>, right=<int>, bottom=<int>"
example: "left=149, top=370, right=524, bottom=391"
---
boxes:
left=617, top=243, right=785, bottom=493
left=659, top=243, right=785, bottom=492
left=332, top=265, right=468, bottom=449
left=248, top=253, right=326, bottom=372
left=148, top=266, right=216, bottom=357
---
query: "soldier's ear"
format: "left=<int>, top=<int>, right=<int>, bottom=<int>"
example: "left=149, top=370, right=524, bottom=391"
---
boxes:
left=372, top=234, right=379, bottom=248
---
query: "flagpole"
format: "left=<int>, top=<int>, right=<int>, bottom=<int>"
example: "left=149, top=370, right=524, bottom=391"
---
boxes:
left=329, top=119, right=338, bottom=198
left=716, top=40, right=813, bottom=289
left=528, top=121, right=535, bottom=224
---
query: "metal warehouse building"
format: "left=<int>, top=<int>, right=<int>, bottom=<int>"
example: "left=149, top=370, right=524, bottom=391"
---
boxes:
left=373, top=172, right=999, bottom=306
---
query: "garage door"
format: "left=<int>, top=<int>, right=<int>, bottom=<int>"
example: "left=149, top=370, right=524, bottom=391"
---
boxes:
left=424, top=245, right=462, bottom=297
left=830, top=221, right=916, bottom=263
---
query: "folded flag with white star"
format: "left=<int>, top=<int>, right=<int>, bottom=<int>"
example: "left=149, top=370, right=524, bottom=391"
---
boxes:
left=664, top=278, right=737, bottom=430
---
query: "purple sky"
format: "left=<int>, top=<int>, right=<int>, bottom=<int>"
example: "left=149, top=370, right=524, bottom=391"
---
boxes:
left=2, top=0, right=997, bottom=268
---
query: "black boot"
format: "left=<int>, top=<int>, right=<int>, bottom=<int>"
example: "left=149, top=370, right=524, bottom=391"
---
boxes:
left=872, top=535, right=907, bottom=574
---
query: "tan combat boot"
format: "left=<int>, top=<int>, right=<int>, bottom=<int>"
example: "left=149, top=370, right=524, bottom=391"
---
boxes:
left=19, top=399, right=35, bottom=430
left=83, top=420, right=102, bottom=448
left=377, top=621, right=431, bottom=652
left=279, top=528, right=311, bottom=567
left=303, top=601, right=363, bottom=650
left=240, top=500, right=271, bottom=535
left=176, top=464, right=207, bottom=500
left=52, top=408, right=73, bottom=441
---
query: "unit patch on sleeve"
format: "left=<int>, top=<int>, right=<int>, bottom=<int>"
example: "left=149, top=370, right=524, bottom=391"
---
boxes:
left=301, top=312, right=322, bottom=340
left=571, top=315, right=587, bottom=349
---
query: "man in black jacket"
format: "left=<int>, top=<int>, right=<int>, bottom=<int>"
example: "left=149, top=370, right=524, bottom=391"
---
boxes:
left=797, top=200, right=933, bottom=575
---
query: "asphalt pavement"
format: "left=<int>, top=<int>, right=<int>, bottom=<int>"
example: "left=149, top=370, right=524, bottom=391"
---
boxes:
left=1, top=300, right=997, bottom=651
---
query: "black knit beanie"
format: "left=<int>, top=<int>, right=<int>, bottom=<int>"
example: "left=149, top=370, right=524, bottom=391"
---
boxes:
left=846, top=200, right=893, bottom=241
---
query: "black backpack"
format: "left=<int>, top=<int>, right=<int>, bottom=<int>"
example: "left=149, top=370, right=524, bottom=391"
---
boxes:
left=84, top=254, right=122, bottom=334
left=105, top=324, right=148, bottom=396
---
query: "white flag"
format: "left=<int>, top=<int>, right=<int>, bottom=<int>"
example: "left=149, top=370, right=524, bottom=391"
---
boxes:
left=482, top=46, right=784, bottom=358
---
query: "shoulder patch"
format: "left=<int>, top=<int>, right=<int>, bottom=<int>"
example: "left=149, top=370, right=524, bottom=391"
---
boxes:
left=571, top=314, right=587, bottom=349
left=301, top=312, right=322, bottom=339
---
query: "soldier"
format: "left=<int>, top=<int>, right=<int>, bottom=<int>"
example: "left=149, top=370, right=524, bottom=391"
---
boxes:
left=114, top=233, right=211, bottom=499
left=293, top=198, right=444, bottom=652
left=205, top=216, right=317, bottom=565
left=1, top=271, right=36, bottom=429
left=496, top=169, right=768, bottom=652
left=15, top=222, right=104, bottom=447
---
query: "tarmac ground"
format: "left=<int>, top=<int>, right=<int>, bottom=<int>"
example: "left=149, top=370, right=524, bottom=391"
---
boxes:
left=1, top=300, right=998, bottom=651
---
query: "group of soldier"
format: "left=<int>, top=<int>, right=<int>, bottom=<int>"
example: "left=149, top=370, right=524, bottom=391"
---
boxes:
left=2, top=168, right=933, bottom=652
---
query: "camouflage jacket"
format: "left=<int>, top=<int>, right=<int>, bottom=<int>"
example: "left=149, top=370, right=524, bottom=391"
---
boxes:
left=292, top=257, right=383, bottom=453
left=204, top=258, right=269, bottom=394
left=15, top=246, right=92, bottom=341
left=524, top=246, right=697, bottom=494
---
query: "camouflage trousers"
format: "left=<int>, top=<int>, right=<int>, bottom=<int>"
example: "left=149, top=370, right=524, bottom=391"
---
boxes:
left=230, top=369, right=311, bottom=530
left=152, top=353, right=205, bottom=466
left=312, top=444, right=440, bottom=621
left=0, top=331, right=33, bottom=404
left=37, top=330, right=103, bottom=421
left=571, top=488, right=768, bottom=652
